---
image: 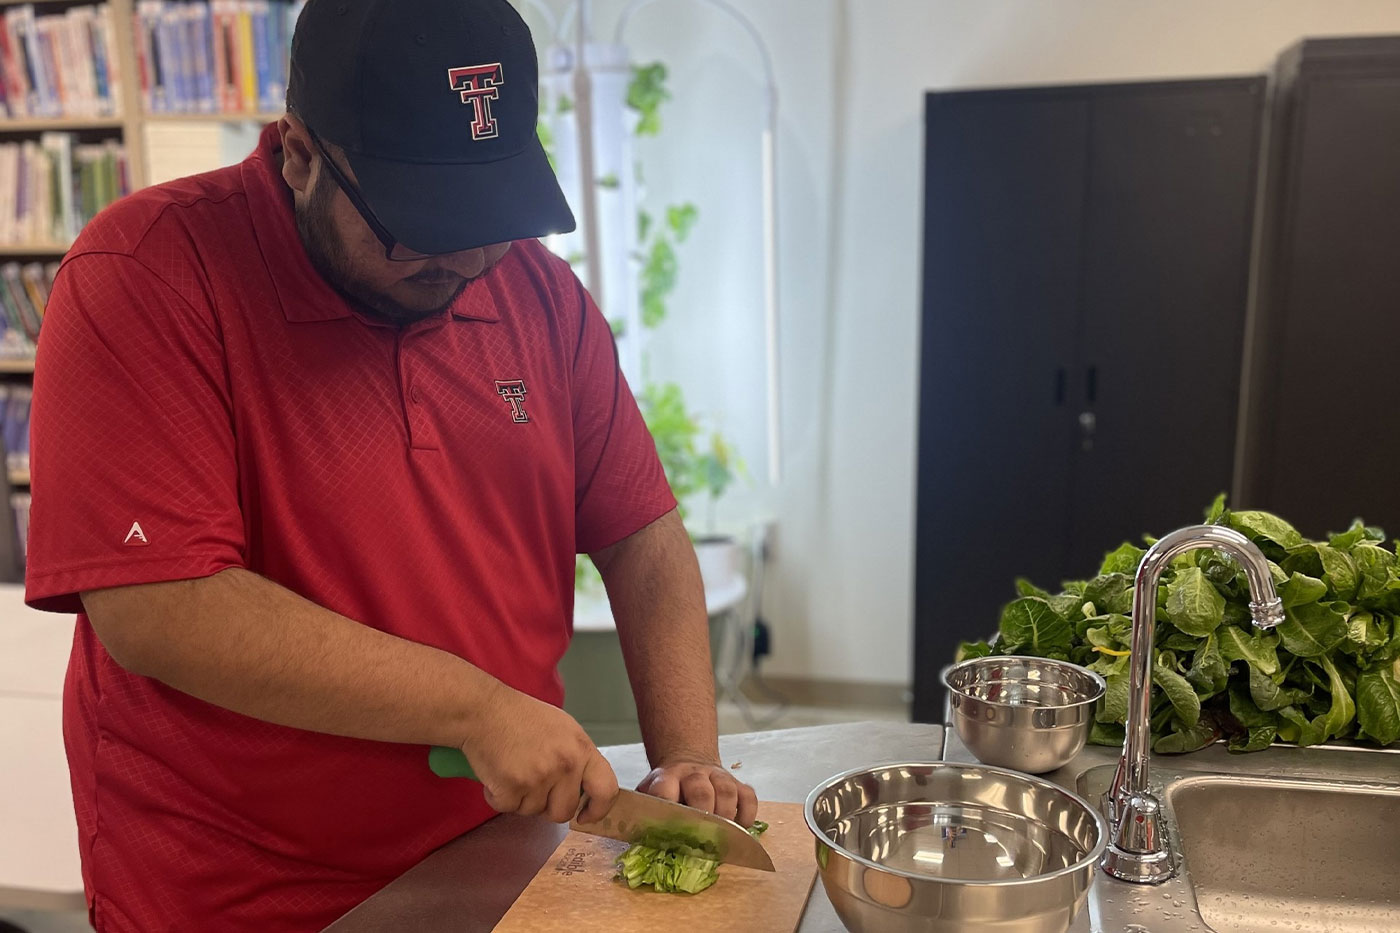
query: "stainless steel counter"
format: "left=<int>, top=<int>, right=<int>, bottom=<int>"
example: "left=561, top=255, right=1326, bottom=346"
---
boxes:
left=323, top=721, right=944, bottom=932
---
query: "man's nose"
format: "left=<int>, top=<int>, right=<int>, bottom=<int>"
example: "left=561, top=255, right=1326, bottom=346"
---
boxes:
left=430, top=248, right=488, bottom=279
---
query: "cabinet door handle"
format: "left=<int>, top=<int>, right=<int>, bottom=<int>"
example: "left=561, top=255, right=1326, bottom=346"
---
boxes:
left=1086, top=365, right=1098, bottom=404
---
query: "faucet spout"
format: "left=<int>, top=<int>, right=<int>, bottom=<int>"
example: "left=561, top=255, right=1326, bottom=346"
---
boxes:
left=1101, top=524, right=1283, bottom=884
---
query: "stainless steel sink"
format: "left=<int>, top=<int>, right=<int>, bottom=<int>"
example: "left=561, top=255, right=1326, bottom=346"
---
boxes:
left=945, top=730, right=1400, bottom=933
left=1168, top=775, right=1400, bottom=933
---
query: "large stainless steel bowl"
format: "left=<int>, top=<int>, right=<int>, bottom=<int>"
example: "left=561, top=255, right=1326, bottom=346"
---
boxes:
left=942, top=656, right=1106, bottom=774
left=805, top=762, right=1107, bottom=933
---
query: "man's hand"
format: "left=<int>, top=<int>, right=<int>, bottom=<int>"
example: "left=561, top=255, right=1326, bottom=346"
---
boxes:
left=636, top=756, right=759, bottom=827
left=463, top=682, right=620, bottom=824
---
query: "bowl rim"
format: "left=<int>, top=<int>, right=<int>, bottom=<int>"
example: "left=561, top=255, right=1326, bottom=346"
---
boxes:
left=802, top=759, right=1110, bottom=887
left=940, top=655, right=1108, bottom=710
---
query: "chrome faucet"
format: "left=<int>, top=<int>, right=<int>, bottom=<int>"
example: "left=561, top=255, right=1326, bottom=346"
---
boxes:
left=1101, top=524, right=1285, bottom=884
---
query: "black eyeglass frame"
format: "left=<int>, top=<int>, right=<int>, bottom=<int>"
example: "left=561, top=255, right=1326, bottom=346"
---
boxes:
left=305, top=127, right=439, bottom=262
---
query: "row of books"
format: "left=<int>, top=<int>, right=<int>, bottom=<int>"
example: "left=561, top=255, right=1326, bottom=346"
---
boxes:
left=0, top=135, right=128, bottom=248
left=136, top=1, right=301, bottom=116
left=11, top=491, right=28, bottom=561
left=0, top=383, right=31, bottom=475
left=0, top=261, right=56, bottom=359
left=0, top=4, right=123, bottom=120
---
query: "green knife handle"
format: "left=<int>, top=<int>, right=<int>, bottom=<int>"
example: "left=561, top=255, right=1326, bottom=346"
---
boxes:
left=429, top=746, right=478, bottom=781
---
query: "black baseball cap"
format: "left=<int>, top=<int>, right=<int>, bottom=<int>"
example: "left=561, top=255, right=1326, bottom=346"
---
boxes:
left=287, top=0, right=576, bottom=254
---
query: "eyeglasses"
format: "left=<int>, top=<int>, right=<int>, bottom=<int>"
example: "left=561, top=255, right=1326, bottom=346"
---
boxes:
left=305, top=128, right=439, bottom=262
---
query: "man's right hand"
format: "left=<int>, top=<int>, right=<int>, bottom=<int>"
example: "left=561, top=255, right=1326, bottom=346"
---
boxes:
left=464, top=682, right=619, bottom=824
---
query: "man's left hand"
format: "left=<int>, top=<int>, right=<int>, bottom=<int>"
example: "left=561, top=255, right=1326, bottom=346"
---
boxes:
left=637, top=757, right=759, bottom=827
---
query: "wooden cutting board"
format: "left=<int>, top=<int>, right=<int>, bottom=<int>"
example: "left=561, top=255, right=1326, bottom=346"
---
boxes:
left=493, top=801, right=817, bottom=932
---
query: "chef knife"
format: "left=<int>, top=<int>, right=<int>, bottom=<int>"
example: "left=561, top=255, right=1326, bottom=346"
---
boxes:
left=428, top=747, right=775, bottom=872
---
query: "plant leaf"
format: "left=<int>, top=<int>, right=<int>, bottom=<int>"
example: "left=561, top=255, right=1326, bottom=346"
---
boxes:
left=1089, top=721, right=1126, bottom=747
left=1314, top=656, right=1356, bottom=738
left=1204, top=493, right=1227, bottom=525
left=1356, top=667, right=1400, bottom=745
left=1099, top=542, right=1146, bottom=576
left=1316, top=545, right=1359, bottom=601
left=1279, top=571, right=1327, bottom=608
left=1219, top=624, right=1281, bottom=675
left=1083, top=573, right=1134, bottom=616
left=1165, top=567, right=1225, bottom=637
left=1329, top=519, right=1368, bottom=551
left=998, top=598, right=1072, bottom=654
left=1186, top=633, right=1229, bottom=696
left=955, top=641, right=994, bottom=662
left=1098, top=672, right=1130, bottom=724
left=1352, top=544, right=1397, bottom=601
left=1153, top=661, right=1201, bottom=728
left=1278, top=601, right=1348, bottom=658
left=1154, top=716, right=1218, bottom=753
left=1228, top=510, right=1304, bottom=549
left=1228, top=725, right=1277, bottom=753
left=1278, top=706, right=1326, bottom=746
left=1015, top=578, right=1051, bottom=599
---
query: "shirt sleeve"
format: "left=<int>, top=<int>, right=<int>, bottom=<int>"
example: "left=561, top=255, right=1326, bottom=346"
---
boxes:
left=568, top=277, right=677, bottom=554
left=25, top=251, right=245, bottom=613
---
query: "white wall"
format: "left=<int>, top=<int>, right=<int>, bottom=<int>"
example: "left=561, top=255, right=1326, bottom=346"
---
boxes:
left=597, top=0, right=1400, bottom=688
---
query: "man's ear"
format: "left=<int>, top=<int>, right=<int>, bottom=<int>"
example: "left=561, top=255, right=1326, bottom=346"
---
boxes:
left=280, top=113, right=314, bottom=194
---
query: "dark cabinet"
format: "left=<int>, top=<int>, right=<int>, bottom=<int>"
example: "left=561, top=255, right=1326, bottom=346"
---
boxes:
left=913, top=79, right=1264, bottom=721
left=1239, top=38, right=1400, bottom=540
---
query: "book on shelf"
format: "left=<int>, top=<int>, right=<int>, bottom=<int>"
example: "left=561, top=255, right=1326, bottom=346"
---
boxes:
left=133, top=1, right=299, bottom=118
left=0, top=381, right=32, bottom=477
left=11, top=490, right=28, bottom=556
left=0, top=134, right=127, bottom=248
left=0, top=4, right=123, bottom=121
left=11, top=490, right=29, bottom=561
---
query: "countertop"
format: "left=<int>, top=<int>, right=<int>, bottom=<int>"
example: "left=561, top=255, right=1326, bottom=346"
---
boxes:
left=323, top=721, right=945, bottom=932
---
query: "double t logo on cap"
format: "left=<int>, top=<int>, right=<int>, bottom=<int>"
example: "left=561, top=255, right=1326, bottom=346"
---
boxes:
left=447, top=64, right=505, bottom=141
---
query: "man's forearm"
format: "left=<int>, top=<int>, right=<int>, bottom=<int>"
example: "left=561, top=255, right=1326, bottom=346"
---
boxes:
left=83, top=567, right=501, bottom=749
left=595, top=509, right=721, bottom=767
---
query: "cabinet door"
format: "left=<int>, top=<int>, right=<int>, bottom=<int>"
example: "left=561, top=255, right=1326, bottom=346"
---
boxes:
left=913, top=91, right=1088, bottom=721
left=1063, top=81, right=1263, bottom=575
left=1250, top=65, right=1400, bottom=537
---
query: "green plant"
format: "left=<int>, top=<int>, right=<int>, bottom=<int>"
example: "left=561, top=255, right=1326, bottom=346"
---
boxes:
left=637, top=382, right=740, bottom=523
left=959, top=495, right=1400, bottom=753
left=553, top=61, right=744, bottom=595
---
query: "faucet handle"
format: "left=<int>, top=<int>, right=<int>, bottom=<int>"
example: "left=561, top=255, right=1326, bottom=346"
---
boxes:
left=1101, top=792, right=1175, bottom=883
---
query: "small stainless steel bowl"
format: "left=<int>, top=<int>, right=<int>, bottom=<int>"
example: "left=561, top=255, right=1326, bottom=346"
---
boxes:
left=805, top=761, right=1107, bottom=933
left=941, top=656, right=1106, bottom=774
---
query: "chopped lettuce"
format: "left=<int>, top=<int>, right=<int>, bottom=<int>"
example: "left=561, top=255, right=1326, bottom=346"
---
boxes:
left=615, top=820, right=768, bottom=895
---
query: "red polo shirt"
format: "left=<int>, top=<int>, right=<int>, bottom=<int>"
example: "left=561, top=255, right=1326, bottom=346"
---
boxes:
left=25, top=124, right=675, bottom=932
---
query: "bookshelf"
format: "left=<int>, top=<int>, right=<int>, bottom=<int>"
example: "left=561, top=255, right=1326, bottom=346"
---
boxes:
left=0, top=357, right=33, bottom=371
left=8, top=469, right=25, bottom=485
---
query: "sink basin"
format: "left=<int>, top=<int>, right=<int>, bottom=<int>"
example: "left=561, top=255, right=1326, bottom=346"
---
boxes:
left=1167, top=775, right=1400, bottom=933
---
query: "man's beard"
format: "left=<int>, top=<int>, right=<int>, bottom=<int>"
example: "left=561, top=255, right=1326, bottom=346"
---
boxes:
left=294, top=171, right=469, bottom=325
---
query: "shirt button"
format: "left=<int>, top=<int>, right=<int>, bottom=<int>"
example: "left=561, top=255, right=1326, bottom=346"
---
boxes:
left=409, top=385, right=422, bottom=404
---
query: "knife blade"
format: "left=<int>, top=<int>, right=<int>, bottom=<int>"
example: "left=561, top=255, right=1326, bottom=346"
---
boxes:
left=571, top=788, right=775, bottom=872
left=428, top=747, right=775, bottom=872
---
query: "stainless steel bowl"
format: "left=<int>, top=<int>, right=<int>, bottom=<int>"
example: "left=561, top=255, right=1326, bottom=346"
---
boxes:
left=805, top=762, right=1107, bottom=933
left=942, top=656, right=1106, bottom=774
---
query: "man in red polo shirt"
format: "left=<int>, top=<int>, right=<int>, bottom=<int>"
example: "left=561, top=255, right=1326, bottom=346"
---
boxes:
left=24, top=0, right=755, bottom=929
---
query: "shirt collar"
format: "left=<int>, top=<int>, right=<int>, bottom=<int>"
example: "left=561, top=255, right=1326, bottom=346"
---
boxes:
left=242, top=124, right=502, bottom=325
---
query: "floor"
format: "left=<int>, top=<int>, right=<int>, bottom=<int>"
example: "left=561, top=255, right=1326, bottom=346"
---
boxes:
left=2, top=701, right=909, bottom=933
left=716, top=698, right=908, bottom=735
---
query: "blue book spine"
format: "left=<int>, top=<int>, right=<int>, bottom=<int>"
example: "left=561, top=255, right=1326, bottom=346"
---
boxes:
left=189, top=5, right=214, bottom=112
left=156, top=7, right=186, bottom=112
left=88, top=13, right=110, bottom=112
left=251, top=1, right=271, bottom=113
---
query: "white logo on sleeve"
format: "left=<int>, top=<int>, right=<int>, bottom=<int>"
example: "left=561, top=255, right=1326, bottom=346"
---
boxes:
left=124, top=521, right=149, bottom=547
